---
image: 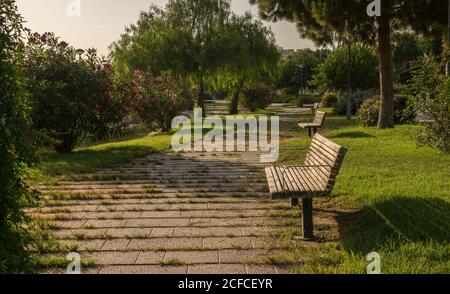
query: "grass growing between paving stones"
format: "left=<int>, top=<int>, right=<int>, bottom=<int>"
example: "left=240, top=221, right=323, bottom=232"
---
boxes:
left=276, top=113, right=450, bottom=274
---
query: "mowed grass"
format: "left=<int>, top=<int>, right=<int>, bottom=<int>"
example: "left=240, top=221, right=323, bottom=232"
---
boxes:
left=280, top=115, right=450, bottom=274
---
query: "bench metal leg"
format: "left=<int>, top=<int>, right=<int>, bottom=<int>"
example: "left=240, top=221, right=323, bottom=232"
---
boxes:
left=302, top=197, right=314, bottom=240
left=308, top=128, right=312, bottom=137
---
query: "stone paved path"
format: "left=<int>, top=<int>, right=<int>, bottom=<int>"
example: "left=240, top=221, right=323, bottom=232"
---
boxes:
left=33, top=105, right=330, bottom=274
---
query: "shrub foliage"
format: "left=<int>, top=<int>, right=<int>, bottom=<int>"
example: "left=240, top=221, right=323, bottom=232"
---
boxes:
left=23, top=33, right=133, bottom=153
left=0, top=0, right=39, bottom=273
left=241, top=83, right=273, bottom=112
left=321, top=92, right=339, bottom=107
left=334, top=89, right=378, bottom=115
left=133, top=71, right=194, bottom=132
left=358, top=94, right=416, bottom=127
left=410, top=56, right=450, bottom=152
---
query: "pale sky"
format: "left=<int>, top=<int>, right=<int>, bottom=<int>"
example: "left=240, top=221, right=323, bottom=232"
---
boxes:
left=16, top=0, right=316, bottom=56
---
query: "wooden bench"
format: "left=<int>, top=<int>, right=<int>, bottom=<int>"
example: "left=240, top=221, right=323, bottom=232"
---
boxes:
left=299, top=111, right=326, bottom=137
left=265, top=133, right=347, bottom=239
left=303, top=102, right=320, bottom=114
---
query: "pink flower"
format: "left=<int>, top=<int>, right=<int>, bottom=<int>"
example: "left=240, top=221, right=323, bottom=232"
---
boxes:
left=133, top=69, right=142, bottom=77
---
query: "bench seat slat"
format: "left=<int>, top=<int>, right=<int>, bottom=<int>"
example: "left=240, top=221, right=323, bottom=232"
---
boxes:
left=291, top=168, right=317, bottom=197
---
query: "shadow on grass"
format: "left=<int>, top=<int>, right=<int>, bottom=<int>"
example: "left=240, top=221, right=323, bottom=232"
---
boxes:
left=323, top=117, right=358, bottom=130
left=331, top=132, right=374, bottom=139
left=333, top=197, right=450, bottom=254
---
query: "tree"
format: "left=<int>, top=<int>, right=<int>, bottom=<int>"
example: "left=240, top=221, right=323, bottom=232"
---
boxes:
left=0, top=0, right=39, bottom=273
left=277, top=49, right=328, bottom=95
left=392, top=33, right=425, bottom=84
left=311, top=44, right=378, bottom=91
left=250, top=0, right=448, bottom=129
left=24, top=33, right=133, bottom=153
left=110, top=0, right=233, bottom=113
left=447, top=0, right=450, bottom=76
left=210, top=13, right=280, bottom=114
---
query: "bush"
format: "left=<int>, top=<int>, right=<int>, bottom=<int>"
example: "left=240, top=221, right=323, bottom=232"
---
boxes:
left=23, top=33, right=134, bottom=153
left=295, top=93, right=321, bottom=107
left=358, top=94, right=418, bottom=127
left=271, top=89, right=297, bottom=104
left=321, top=92, right=339, bottom=107
left=334, top=89, right=378, bottom=115
left=409, top=56, right=450, bottom=152
left=134, top=71, right=194, bottom=131
left=241, top=83, right=273, bottom=112
left=394, top=94, right=416, bottom=124
left=357, top=97, right=380, bottom=126
left=0, top=0, right=39, bottom=273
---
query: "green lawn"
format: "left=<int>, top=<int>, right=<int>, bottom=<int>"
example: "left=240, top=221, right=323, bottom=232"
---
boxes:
left=32, top=109, right=450, bottom=273
left=279, top=115, right=450, bottom=274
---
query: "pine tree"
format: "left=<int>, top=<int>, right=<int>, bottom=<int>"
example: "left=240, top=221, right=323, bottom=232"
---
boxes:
left=250, top=0, right=448, bottom=128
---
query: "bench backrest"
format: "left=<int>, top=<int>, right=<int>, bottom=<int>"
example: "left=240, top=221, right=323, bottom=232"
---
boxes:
left=312, top=111, right=326, bottom=126
left=305, top=133, right=347, bottom=194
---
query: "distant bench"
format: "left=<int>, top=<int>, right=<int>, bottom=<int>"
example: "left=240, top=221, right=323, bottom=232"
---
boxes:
left=299, top=111, right=326, bottom=137
left=302, top=102, right=320, bottom=114
left=265, top=133, right=347, bottom=239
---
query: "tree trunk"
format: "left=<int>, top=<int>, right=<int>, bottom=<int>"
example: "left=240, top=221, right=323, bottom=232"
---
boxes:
left=197, top=77, right=205, bottom=116
left=377, top=1, right=395, bottom=129
left=346, top=41, right=352, bottom=120
left=446, top=0, right=450, bottom=76
left=229, top=80, right=244, bottom=115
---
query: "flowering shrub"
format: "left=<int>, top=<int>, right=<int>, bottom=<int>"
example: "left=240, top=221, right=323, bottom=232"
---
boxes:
left=23, top=33, right=135, bottom=153
left=133, top=71, right=194, bottom=131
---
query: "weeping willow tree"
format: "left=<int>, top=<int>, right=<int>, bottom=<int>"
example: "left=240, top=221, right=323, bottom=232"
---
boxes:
left=110, top=0, right=233, bottom=113
left=209, top=13, right=280, bottom=114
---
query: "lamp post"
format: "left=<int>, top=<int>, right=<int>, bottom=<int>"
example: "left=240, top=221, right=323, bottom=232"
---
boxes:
left=297, top=63, right=305, bottom=96
left=345, top=21, right=352, bottom=120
